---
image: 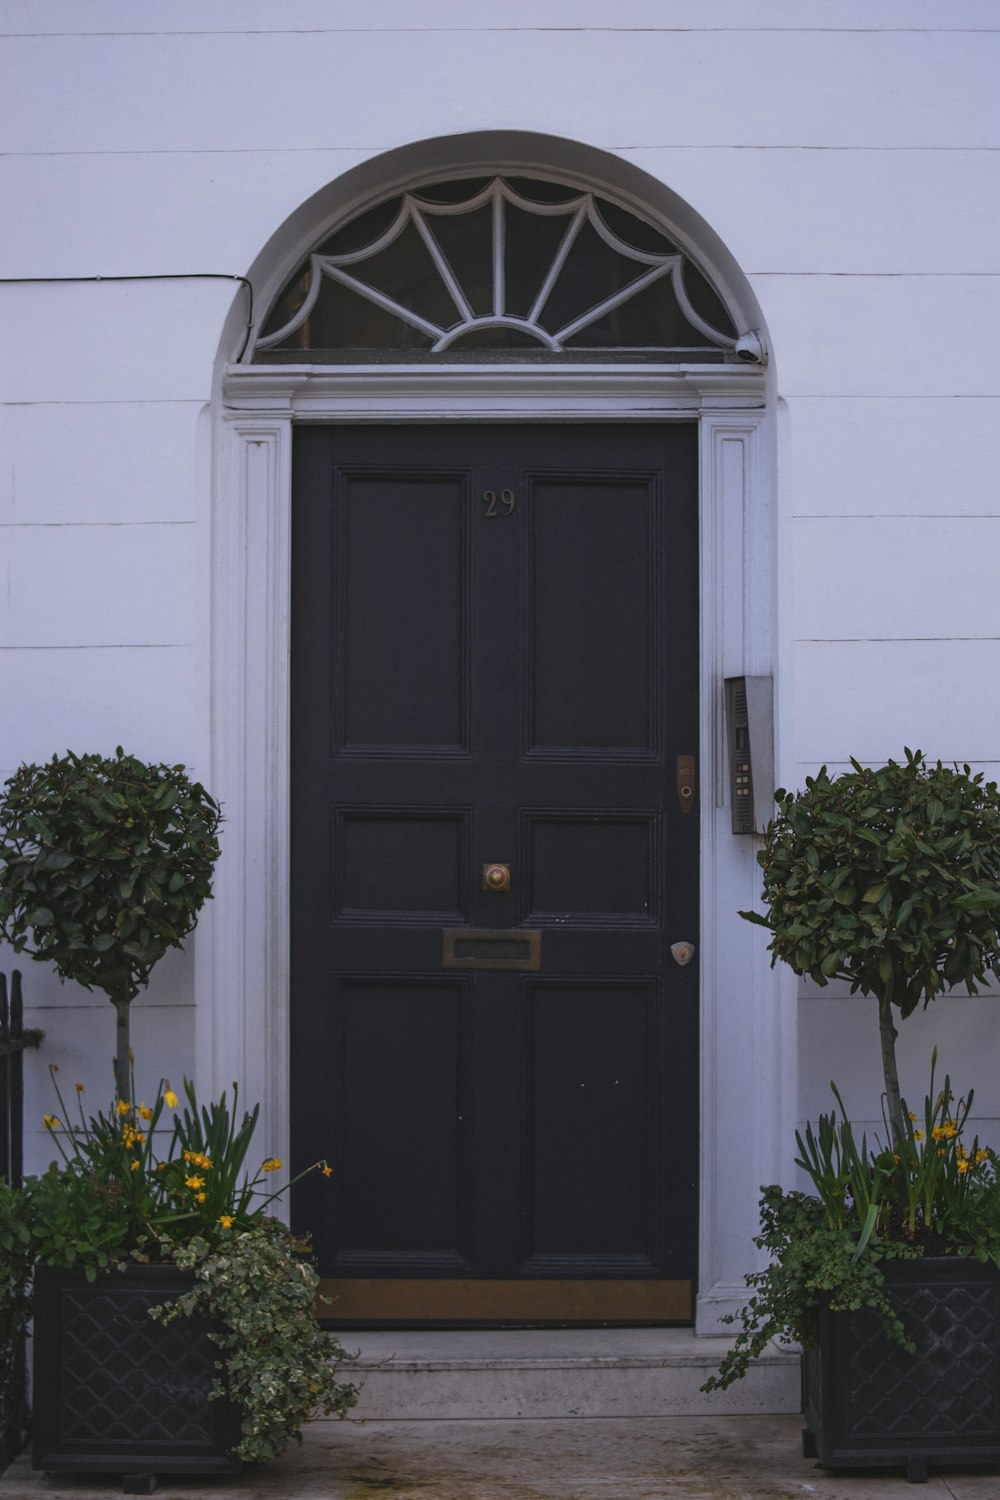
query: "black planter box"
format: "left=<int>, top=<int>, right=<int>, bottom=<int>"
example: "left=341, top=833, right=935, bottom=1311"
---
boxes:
left=802, top=1256, right=1000, bottom=1483
left=32, top=1262, right=242, bottom=1480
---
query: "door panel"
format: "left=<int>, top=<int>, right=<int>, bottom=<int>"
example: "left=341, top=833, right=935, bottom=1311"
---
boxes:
left=290, top=424, right=698, bottom=1324
left=337, top=471, right=470, bottom=754
left=528, top=474, right=656, bottom=753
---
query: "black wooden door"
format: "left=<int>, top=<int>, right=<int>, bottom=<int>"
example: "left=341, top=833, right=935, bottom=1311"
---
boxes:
left=290, top=424, right=699, bottom=1324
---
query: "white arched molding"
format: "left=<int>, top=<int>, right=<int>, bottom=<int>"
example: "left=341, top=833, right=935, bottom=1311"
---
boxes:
left=210, top=362, right=776, bottom=1332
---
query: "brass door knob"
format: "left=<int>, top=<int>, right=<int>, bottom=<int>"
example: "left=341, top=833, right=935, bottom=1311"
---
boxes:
left=482, top=864, right=511, bottom=891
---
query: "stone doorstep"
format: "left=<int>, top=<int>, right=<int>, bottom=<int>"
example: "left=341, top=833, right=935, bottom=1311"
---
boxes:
left=334, top=1329, right=801, bottom=1421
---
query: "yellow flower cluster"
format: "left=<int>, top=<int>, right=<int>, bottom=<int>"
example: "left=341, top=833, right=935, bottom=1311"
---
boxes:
left=261, top=1157, right=283, bottom=1173
left=954, top=1144, right=990, bottom=1176
left=931, top=1121, right=959, bottom=1142
left=121, top=1125, right=146, bottom=1150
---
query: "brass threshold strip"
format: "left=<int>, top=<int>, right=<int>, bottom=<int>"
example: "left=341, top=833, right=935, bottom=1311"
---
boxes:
left=318, top=1278, right=692, bottom=1322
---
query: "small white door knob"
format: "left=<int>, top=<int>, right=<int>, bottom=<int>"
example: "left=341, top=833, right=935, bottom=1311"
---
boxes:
left=670, top=942, right=695, bottom=967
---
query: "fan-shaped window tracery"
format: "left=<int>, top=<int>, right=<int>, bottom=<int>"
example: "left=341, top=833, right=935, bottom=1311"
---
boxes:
left=253, top=175, right=738, bottom=361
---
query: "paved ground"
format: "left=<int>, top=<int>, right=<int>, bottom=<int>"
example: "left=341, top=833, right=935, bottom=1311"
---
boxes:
left=4, top=1416, right=1000, bottom=1500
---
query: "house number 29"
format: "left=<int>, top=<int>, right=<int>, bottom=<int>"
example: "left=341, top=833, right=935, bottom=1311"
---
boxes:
left=483, top=488, right=516, bottom=518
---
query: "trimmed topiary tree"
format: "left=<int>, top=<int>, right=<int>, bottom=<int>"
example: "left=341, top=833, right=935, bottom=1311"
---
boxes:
left=744, top=749, right=1000, bottom=1143
left=0, top=748, right=222, bottom=1101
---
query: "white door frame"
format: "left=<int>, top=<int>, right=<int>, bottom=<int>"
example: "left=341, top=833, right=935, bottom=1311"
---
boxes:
left=208, top=359, right=784, bottom=1332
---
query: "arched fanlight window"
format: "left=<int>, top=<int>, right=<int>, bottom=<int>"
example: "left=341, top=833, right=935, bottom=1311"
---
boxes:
left=253, top=175, right=739, bottom=361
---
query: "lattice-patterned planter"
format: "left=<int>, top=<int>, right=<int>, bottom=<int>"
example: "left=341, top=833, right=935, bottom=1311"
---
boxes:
left=32, top=1262, right=242, bottom=1484
left=802, top=1257, right=1000, bottom=1484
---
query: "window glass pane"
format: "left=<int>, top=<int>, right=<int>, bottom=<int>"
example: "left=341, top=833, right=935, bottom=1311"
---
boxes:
left=506, top=176, right=582, bottom=205
left=349, top=219, right=458, bottom=331
left=537, top=218, right=648, bottom=337
left=259, top=270, right=313, bottom=346
left=426, top=205, right=495, bottom=317
left=316, top=197, right=402, bottom=258
left=563, top=273, right=714, bottom=349
left=679, top=263, right=737, bottom=340
left=271, top=275, right=435, bottom=352
left=594, top=197, right=679, bottom=256
left=504, top=203, right=576, bottom=319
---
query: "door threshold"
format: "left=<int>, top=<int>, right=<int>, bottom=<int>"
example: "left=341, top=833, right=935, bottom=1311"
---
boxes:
left=319, top=1278, right=693, bottom=1325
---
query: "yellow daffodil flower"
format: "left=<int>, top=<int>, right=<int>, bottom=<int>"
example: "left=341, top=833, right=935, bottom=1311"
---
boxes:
left=218, top=1215, right=234, bottom=1229
left=261, top=1158, right=282, bottom=1173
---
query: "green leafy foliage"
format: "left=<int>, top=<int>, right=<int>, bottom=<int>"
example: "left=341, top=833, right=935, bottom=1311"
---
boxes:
left=746, top=750, right=1000, bottom=1018
left=0, top=748, right=222, bottom=1002
left=157, top=1228, right=359, bottom=1464
left=19, top=1166, right=132, bottom=1277
left=39, top=1067, right=326, bottom=1256
left=702, top=1185, right=921, bottom=1393
left=3, top=1068, right=356, bottom=1463
left=796, top=1060, right=999, bottom=1249
left=705, top=1062, right=1000, bottom=1395
left=0, top=1178, right=33, bottom=1349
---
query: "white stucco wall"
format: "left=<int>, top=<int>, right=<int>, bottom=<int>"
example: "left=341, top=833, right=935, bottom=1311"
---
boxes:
left=3, top=0, right=1000, bottom=1280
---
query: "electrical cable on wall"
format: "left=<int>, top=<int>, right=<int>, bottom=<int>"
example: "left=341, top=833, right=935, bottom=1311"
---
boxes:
left=0, top=273, right=255, bottom=360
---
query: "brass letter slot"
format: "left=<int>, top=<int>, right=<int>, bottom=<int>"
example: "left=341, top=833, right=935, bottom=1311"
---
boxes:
left=443, top=929, right=541, bottom=971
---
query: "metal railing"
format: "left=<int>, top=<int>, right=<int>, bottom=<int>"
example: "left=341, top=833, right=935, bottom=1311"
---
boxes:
left=1, top=971, right=41, bottom=1470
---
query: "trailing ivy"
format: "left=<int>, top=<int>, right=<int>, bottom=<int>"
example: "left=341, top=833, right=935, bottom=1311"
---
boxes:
left=702, top=1186, right=922, bottom=1393
left=157, top=1228, right=359, bottom=1464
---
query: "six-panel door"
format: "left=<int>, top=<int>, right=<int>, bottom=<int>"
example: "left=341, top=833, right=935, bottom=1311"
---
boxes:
left=290, top=424, right=699, bottom=1323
